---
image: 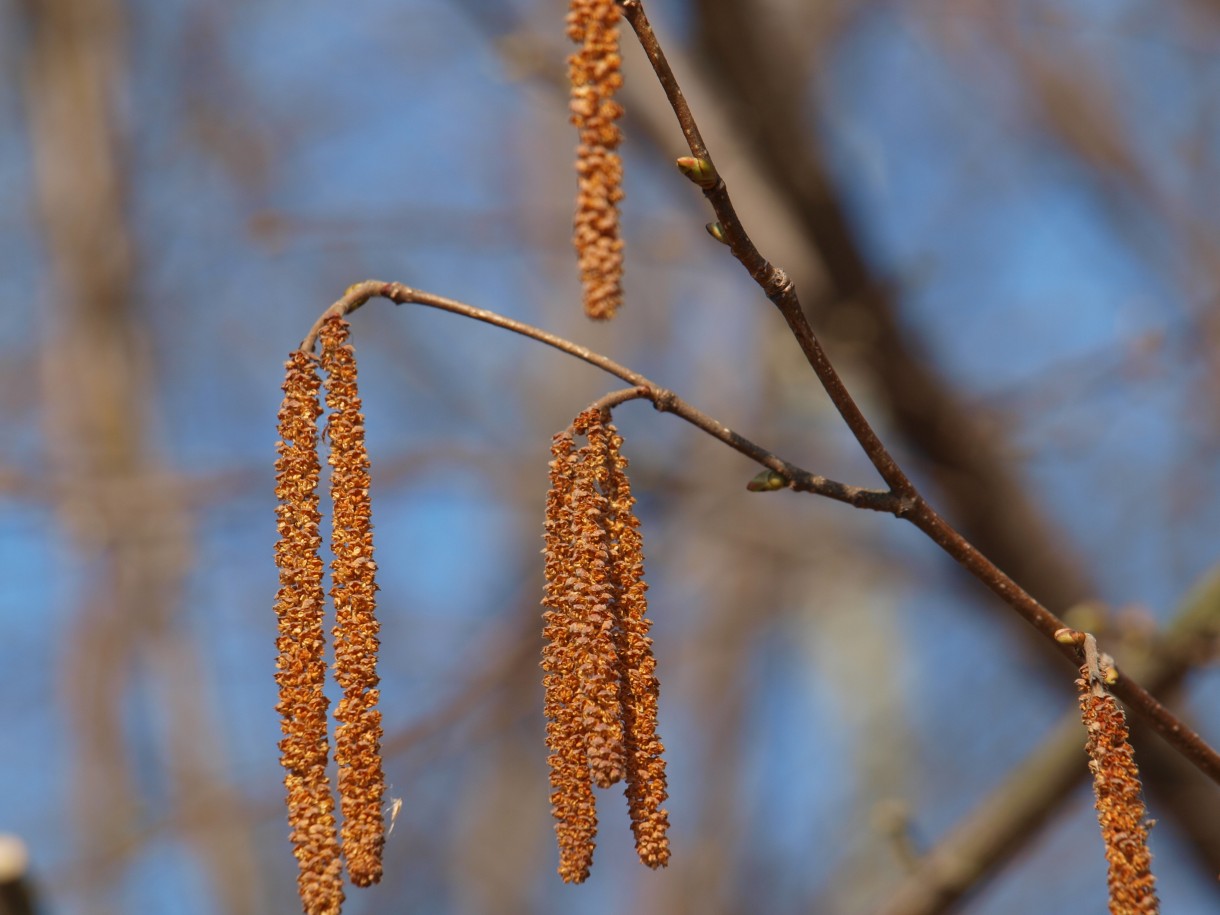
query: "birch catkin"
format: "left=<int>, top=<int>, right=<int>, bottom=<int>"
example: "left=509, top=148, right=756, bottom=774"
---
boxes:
left=274, top=351, right=345, bottom=915
left=320, top=316, right=386, bottom=889
left=567, top=0, right=625, bottom=320
left=1079, top=671, right=1158, bottom=913
left=541, top=431, right=600, bottom=882
left=540, top=408, right=671, bottom=882
left=601, top=421, right=670, bottom=868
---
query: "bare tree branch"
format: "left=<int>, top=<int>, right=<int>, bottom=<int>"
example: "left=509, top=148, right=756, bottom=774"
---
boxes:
left=298, top=274, right=1220, bottom=788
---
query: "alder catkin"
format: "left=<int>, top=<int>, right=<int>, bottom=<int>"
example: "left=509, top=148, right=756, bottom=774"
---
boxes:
left=274, top=351, right=345, bottom=915
left=539, top=408, right=670, bottom=881
left=541, top=431, right=599, bottom=882
left=571, top=410, right=628, bottom=789
left=567, top=0, right=625, bottom=320
left=320, top=316, right=386, bottom=889
left=1078, top=668, right=1158, bottom=914
left=602, top=421, right=670, bottom=868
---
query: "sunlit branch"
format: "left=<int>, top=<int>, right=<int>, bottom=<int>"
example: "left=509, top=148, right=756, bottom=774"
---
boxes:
left=302, top=281, right=901, bottom=514
left=874, top=571, right=1220, bottom=915
left=617, top=0, right=1220, bottom=787
left=619, top=0, right=915, bottom=499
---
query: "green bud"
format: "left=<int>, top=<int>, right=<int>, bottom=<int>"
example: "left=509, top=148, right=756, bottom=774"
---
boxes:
left=705, top=221, right=729, bottom=245
left=1054, top=628, right=1085, bottom=646
left=746, top=470, right=786, bottom=492
left=676, top=156, right=719, bottom=189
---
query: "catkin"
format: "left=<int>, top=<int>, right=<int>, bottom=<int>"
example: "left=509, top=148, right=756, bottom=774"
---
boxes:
left=274, top=351, right=345, bottom=915
left=1078, top=671, right=1158, bottom=914
left=540, top=407, right=670, bottom=882
left=541, top=431, right=600, bottom=882
left=567, top=0, right=625, bottom=320
left=320, top=316, right=386, bottom=889
left=602, top=422, right=670, bottom=868
left=572, top=410, right=627, bottom=789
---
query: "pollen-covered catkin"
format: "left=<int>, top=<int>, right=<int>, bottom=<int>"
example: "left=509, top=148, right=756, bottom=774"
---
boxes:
left=540, top=407, right=670, bottom=882
left=274, top=351, right=345, bottom=915
left=567, top=0, right=625, bottom=320
left=1079, top=671, right=1158, bottom=914
left=601, top=422, right=670, bottom=868
left=320, top=316, right=386, bottom=889
left=571, top=410, right=627, bottom=789
left=541, top=431, right=599, bottom=882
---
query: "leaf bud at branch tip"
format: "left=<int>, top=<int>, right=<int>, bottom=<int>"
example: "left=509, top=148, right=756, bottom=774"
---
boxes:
left=676, top=156, right=719, bottom=189
left=705, top=221, right=729, bottom=245
left=746, top=470, right=786, bottom=492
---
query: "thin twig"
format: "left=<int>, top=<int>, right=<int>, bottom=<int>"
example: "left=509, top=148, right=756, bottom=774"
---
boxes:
left=875, top=573, right=1220, bottom=915
left=619, top=0, right=916, bottom=500
left=587, top=385, right=652, bottom=417
left=300, top=279, right=1220, bottom=784
left=905, top=434, right=1220, bottom=785
left=618, top=0, right=1220, bottom=786
left=302, top=281, right=901, bottom=514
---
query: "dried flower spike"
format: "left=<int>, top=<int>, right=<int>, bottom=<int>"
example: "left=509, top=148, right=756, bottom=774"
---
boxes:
left=274, top=351, right=345, bottom=915
left=540, top=407, right=670, bottom=882
left=320, top=316, right=386, bottom=889
left=572, top=409, right=628, bottom=789
left=601, top=420, right=670, bottom=868
left=567, top=0, right=625, bottom=320
left=1077, top=635, right=1158, bottom=914
left=541, top=431, right=599, bottom=882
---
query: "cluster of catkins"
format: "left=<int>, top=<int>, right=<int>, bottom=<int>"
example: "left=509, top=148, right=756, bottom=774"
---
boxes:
left=274, top=316, right=385, bottom=915
left=275, top=4, right=1166, bottom=913
left=541, top=407, right=670, bottom=882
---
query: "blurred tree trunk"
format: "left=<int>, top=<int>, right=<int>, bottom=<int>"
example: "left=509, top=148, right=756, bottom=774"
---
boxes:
left=20, top=0, right=263, bottom=910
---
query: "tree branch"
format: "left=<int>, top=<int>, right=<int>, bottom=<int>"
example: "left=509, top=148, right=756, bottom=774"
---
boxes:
left=619, top=0, right=915, bottom=500
left=616, top=0, right=1220, bottom=786
left=301, top=281, right=901, bottom=515
left=300, top=275, right=1220, bottom=787
left=874, top=569, right=1220, bottom=915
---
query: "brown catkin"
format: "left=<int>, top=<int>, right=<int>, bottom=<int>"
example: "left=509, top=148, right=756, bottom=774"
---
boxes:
left=320, top=316, right=385, bottom=889
left=602, top=422, right=670, bottom=868
left=1078, top=670, right=1158, bottom=914
left=540, top=408, right=670, bottom=882
left=567, top=0, right=625, bottom=320
left=541, top=431, right=599, bottom=882
left=571, top=409, right=628, bottom=789
left=274, top=352, right=345, bottom=915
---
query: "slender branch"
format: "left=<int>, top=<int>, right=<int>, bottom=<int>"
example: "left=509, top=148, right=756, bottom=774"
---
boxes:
left=619, top=0, right=917, bottom=500
left=876, top=569, right=1220, bottom=915
left=586, top=385, right=653, bottom=417
left=906, top=500, right=1220, bottom=784
left=302, top=278, right=1220, bottom=785
left=617, top=0, right=1220, bottom=785
left=301, top=281, right=902, bottom=514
